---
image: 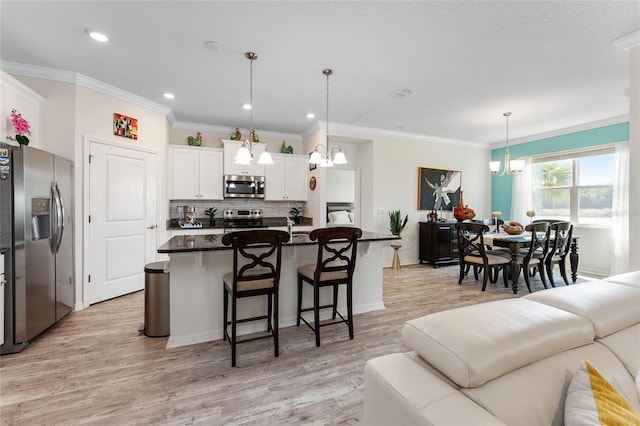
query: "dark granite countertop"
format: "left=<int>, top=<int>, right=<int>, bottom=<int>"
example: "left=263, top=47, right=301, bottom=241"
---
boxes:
left=166, top=217, right=312, bottom=230
left=157, top=231, right=400, bottom=254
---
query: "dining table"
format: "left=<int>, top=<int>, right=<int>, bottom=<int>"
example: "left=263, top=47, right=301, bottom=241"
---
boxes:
left=483, top=232, right=579, bottom=294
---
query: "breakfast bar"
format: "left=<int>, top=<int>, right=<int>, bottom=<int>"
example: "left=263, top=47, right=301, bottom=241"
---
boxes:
left=157, top=231, right=399, bottom=348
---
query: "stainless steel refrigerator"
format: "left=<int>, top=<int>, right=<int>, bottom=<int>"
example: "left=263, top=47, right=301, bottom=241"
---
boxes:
left=0, top=143, right=74, bottom=355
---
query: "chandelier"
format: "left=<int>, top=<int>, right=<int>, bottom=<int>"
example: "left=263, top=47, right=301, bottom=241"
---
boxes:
left=308, top=69, right=347, bottom=168
left=234, top=52, right=273, bottom=166
left=489, top=112, right=524, bottom=176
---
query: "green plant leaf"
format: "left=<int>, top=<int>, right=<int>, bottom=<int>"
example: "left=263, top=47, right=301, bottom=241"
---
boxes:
left=15, top=134, right=29, bottom=145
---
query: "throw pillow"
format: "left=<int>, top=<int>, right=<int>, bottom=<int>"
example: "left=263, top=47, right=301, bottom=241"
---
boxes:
left=565, top=360, right=640, bottom=426
left=330, top=210, right=351, bottom=224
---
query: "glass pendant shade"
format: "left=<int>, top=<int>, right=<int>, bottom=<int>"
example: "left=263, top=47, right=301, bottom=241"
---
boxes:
left=332, top=149, right=347, bottom=165
left=509, top=159, right=525, bottom=173
left=235, top=144, right=252, bottom=165
left=489, top=161, right=501, bottom=173
left=308, top=150, right=322, bottom=164
left=257, top=150, right=273, bottom=165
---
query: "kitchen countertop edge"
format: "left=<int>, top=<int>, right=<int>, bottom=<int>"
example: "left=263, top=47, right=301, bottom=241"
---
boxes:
left=158, top=231, right=400, bottom=254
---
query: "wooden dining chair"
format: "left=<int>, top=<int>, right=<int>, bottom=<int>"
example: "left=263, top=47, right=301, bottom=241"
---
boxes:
left=545, top=221, right=573, bottom=287
left=455, top=222, right=510, bottom=291
left=222, top=229, right=290, bottom=367
left=518, top=222, right=551, bottom=292
left=296, top=227, right=362, bottom=347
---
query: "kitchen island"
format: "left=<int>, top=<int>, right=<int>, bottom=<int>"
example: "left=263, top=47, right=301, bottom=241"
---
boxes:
left=157, top=231, right=399, bottom=348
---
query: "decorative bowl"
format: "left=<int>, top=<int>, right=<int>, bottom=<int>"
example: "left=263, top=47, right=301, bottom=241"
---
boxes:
left=504, top=228, right=524, bottom=235
left=502, top=221, right=524, bottom=235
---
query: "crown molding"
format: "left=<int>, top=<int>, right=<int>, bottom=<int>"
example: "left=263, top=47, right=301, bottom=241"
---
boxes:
left=1, top=61, right=171, bottom=116
left=613, top=30, right=640, bottom=51
left=304, top=121, right=488, bottom=149
left=491, top=114, right=629, bottom=148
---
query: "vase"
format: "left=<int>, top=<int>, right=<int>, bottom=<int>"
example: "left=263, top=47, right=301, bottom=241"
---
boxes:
left=454, top=190, right=476, bottom=221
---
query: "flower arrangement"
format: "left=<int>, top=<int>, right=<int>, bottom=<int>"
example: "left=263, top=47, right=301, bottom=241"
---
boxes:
left=9, top=109, right=32, bottom=146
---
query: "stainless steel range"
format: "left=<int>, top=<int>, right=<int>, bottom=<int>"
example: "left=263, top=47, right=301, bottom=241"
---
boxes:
left=223, top=209, right=266, bottom=230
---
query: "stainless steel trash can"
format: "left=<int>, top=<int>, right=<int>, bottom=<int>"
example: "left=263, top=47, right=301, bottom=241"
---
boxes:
left=144, top=261, right=170, bottom=337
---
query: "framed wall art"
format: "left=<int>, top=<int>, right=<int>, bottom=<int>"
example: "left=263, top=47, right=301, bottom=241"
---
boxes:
left=113, top=113, right=138, bottom=140
left=418, top=168, right=461, bottom=211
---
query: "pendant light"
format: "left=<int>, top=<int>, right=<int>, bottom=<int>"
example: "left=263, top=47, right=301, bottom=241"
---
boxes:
left=308, top=68, right=347, bottom=168
left=490, top=112, right=524, bottom=176
left=234, top=52, right=273, bottom=166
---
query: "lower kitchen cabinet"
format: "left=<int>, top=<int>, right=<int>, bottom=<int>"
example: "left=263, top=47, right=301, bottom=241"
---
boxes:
left=418, top=221, right=459, bottom=268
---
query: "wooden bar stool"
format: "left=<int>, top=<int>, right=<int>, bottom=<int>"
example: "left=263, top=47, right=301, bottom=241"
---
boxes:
left=222, top=229, right=290, bottom=367
left=296, top=227, right=362, bottom=347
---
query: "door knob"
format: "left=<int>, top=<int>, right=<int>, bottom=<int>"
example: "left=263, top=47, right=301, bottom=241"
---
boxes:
left=146, top=224, right=156, bottom=229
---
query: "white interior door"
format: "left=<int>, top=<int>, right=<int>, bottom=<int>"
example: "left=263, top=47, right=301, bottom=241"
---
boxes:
left=88, top=141, right=157, bottom=304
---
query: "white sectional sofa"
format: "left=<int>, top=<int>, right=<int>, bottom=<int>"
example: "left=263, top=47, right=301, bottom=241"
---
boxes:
left=364, top=272, right=640, bottom=425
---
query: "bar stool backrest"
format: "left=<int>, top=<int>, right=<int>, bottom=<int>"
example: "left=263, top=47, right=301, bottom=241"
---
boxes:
left=222, top=229, right=290, bottom=292
left=309, top=227, right=362, bottom=283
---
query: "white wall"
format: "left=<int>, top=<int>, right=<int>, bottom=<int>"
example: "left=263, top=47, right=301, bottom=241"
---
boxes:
left=13, top=75, right=170, bottom=310
left=326, top=169, right=355, bottom=203
left=329, top=129, right=491, bottom=266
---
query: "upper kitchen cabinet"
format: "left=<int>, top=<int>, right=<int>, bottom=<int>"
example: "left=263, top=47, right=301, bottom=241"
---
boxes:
left=265, top=153, right=308, bottom=201
left=222, top=139, right=265, bottom=176
left=1, top=71, right=43, bottom=147
left=169, top=146, right=223, bottom=200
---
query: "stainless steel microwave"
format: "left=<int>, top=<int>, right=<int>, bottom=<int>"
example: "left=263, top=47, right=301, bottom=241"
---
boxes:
left=224, top=175, right=265, bottom=198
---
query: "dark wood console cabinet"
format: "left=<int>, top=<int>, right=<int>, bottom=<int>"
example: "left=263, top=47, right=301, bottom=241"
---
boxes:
left=419, top=222, right=459, bottom=268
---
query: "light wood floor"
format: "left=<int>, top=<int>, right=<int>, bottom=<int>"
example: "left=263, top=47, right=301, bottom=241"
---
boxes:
left=0, top=264, right=577, bottom=425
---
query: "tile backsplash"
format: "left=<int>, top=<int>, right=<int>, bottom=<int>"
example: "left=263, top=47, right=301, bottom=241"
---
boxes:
left=169, top=199, right=306, bottom=219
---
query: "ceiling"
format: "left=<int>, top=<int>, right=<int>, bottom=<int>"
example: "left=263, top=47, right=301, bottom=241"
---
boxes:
left=1, top=1, right=638, bottom=146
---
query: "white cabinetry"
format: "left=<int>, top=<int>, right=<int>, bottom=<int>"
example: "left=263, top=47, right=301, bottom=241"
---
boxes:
left=265, top=154, right=308, bottom=201
left=169, top=146, right=223, bottom=200
left=1, top=71, right=43, bottom=147
left=222, top=139, right=266, bottom=176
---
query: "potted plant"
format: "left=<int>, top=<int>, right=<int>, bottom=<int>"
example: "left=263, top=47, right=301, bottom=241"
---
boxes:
left=204, top=207, right=218, bottom=225
left=388, top=210, right=408, bottom=236
left=289, top=206, right=304, bottom=225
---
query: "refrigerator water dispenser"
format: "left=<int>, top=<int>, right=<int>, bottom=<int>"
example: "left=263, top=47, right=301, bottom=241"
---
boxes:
left=31, top=198, right=50, bottom=241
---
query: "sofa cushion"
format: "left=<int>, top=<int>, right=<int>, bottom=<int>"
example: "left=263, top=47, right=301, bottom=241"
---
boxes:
left=524, top=281, right=640, bottom=338
left=461, top=342, right=640, bottom=426
left=364, top=352, right=507, bottom=426
left=564, top=359, right=640, bottom=425
left=597, top=323, right=640, bottom=376
left=603, top=271, right=640, bottom=287
left=402, top=298, right=594, bottom=387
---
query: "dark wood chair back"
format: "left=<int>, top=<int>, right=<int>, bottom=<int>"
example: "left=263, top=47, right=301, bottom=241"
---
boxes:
left=549, top=221, right=573, bottom=258
left=546, top=221, right=574, bottom=287
left=308, top=227, right=362, bottom=284
left=222, top=229, right=290, bottom=293
left=523, top=222, right=551, bottom=263
left=456, top=222, right=489, bottom=258
left=483, top=218, right=504, bottom=227
left=455, top=222, right=510, bottom=291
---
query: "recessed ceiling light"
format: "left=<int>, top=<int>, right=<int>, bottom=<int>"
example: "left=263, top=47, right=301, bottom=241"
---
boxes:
left=163, top=93, right=175, bottom=99
left=306, top=113, right=315, bottom=119
left=243, top=103, right=252, bottom=110
left=204, top=41, right=222, bottom=51
left=86, top=29, right=109, bottom=43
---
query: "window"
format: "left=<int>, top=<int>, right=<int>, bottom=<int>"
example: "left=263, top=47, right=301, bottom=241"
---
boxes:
left=531, top=148, right=615, bottom=226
